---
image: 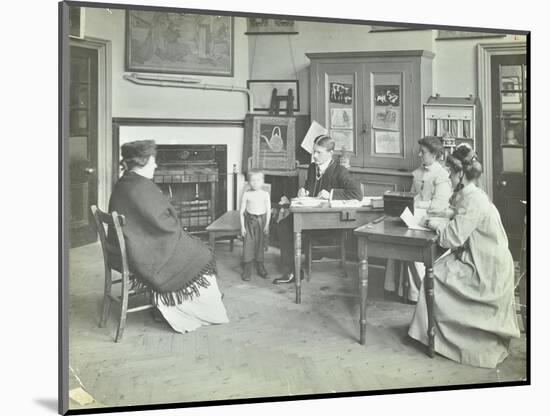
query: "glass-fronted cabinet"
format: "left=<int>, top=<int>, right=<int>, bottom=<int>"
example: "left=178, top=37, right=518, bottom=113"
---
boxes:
left=307, top=50, right=434, bottom=193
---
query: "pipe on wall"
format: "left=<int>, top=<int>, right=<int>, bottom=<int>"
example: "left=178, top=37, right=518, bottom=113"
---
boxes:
left=122, top=73, right=253, bottom=112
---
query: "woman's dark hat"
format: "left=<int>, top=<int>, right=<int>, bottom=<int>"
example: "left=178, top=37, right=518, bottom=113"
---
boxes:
left=121, top=140, right=156, bottom=160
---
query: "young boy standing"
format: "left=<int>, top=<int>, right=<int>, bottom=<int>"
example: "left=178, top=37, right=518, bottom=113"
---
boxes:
left=240, top=171, right=271, bottom=281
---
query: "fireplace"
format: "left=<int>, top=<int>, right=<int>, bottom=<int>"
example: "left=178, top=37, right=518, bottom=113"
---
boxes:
left=153, top=144, right=227, bottom=234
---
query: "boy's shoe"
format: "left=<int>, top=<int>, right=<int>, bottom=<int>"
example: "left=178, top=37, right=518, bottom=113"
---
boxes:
left=256, top=262, right=268, bottom=278
left=242, top=262, right=252, bottom=281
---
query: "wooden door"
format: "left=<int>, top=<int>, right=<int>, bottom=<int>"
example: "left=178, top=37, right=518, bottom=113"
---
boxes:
left=69, top=45, right=99, bottom=247
left=362, top=61, right=414, bottom=170
left=314, top=62, right=364, bottom=166
left=491, top=54, right=527, bottom=258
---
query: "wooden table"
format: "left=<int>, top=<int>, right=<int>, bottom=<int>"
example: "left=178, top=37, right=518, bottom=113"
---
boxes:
left=206, top=210, right=241, bottom=253
left=290, top=205, right=383, bottom=304
left=354, top=218, right=438, bottom=357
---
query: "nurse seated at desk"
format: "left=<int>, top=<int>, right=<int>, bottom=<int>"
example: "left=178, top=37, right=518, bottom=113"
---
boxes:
left=384, top=136, right=452, bottom=303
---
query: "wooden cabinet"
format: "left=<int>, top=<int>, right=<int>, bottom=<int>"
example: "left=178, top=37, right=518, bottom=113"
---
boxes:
left=423, top=95, right=482, bottom=159
left=306, top=50, right=434, bottom=193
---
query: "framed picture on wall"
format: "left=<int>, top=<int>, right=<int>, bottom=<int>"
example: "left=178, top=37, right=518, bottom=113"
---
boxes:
left=247, top=80, right=300, bottom=112
left=126, top=10, right=234, bottom=76
left=436, top=30, right=505, bottom=40
left=247, top=115, right=296, bottom=172
left=245, top=18, right=298, bottom=35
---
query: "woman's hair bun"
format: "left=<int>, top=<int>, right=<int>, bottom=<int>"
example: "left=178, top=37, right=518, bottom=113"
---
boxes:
left=446, top=143, right=482, bottom=180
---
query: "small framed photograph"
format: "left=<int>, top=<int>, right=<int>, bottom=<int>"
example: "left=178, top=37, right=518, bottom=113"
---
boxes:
left=247, top=80, right=300, bottom=112
left=246, top=18, right=298, bottom=35
left=329, top=82, right=353, bottom=104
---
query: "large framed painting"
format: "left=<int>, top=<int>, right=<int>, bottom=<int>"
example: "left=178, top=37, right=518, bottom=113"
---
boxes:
left=126, top=10, right=234, bottom=76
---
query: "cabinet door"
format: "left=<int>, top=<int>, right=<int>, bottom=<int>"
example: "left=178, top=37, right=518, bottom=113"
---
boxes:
left=362, top=61, right=413, bottom=170
left=314, top=62, right=364, bottom=166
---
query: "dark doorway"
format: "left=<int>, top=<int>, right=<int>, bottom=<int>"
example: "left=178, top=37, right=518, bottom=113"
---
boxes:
left=69, top=45, right=99, bottom=247
left=490, top=53, right=527, bottom=258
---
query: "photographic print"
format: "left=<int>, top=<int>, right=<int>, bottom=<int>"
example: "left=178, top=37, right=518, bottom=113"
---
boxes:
left=374, top=130, right=401, bottom=154
left=330, top=108, right=353, bottom=129
left=330, top=129, right=355, bottom=151
left=126, top=10, right=233, bottom=76
left=329, top=82, right=353, bottom=104
left=247, top=80, right=299, bottom=112
left=60, top=2, right=529, bottom=414
left=246, top=18, right=298, bottom=35
left=374, top=85, right=400, bottom=106
left=372, top=106, right=400, bottom=131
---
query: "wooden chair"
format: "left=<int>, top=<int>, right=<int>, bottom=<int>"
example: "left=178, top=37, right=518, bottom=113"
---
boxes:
left=90, top=205, right=154, bottom=342
left=305, top=231, right=348, bottom=280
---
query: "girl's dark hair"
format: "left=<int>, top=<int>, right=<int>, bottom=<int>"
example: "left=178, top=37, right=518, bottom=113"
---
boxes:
left=418, top=136, right=444, bottom=159
left=446, top=144, right=483, bottom=181
left=120, top=140, right=157, bottom=171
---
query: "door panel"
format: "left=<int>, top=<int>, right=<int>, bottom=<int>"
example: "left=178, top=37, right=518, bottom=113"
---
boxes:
left=69, top=46, right=99, bottom=247
left=491, top=54, right=527, bottom=258
left=317, top=62, right=364, bottom=166
left=363, top=61, right=413, bottom=170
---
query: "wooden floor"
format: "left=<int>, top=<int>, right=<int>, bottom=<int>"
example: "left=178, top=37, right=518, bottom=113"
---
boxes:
left=67, top=240, right=527, bottom=411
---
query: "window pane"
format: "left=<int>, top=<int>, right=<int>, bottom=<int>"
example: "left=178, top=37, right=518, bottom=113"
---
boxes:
left=502, top=147, right=524, bottom=173
left=501, top=65, right=522, bottom=90
left=502, top=119, right=523, bottom=145
left=502, top=92, right=523, bottom=113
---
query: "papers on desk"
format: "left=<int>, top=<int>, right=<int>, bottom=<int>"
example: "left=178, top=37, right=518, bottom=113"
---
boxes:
left=400, top=207, right=430, bottom=231
left=329, top=199, right=362, bottom=208
left=301, top=120, right=328, bottom=154
left=291, top=197, right=324, bottom=208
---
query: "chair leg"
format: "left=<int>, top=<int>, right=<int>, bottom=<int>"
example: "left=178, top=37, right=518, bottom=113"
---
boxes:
left=230, top=237, right=235, bottom=252
left=401, top=262, right=409, bottom=303
left=115, top=276, right=130, bottom=342
left=99, top=268, right=112, bottom=328
left=340, top=231, right=347, bottom=278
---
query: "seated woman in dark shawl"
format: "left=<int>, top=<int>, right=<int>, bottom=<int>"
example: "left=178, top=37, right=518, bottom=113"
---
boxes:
left=108, top=140, right=228, bottom=333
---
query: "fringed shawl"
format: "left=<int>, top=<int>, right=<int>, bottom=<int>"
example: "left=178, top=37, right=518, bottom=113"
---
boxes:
left=108, top=172, right=216, bottom=306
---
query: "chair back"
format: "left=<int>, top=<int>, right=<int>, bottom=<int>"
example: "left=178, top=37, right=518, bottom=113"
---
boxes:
left=90, top=205, right=130, bottom=277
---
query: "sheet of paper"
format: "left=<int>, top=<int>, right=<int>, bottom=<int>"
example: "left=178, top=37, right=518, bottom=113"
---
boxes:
left=400, top=207, right=430, bottom=231
left=301, top=120, right=328, bottom=154
left=69, top=387, right=95, bottom=406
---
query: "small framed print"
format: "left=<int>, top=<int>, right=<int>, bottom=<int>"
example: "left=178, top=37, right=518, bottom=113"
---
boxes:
left=329, top=82, right=353, bottom=105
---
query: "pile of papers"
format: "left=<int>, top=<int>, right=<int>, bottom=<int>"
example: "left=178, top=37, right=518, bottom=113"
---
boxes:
left=291, top=197, right=324, bottom=208
left=400, top=207, right=430, bottom=231
left=361, top=196, right=384, bottom=207
left=330, top=199, right=362, bottom=208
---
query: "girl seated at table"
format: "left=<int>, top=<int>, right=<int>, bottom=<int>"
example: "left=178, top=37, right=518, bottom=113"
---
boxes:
left=408, top=144, right=520, bottom=368
left=384, top=136, right=452, bottom=302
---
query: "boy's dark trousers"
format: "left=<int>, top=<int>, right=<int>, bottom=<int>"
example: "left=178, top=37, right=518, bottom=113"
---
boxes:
left=243, top=211, right=267, bottom=263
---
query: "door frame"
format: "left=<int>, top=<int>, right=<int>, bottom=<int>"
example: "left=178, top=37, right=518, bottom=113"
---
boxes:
left=70, top=36, right=112, bottom=211
left=477, top=41, right=526, bottom=200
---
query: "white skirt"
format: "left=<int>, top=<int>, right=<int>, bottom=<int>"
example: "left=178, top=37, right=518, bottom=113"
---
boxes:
left=156, top=274, right=229, bottom=333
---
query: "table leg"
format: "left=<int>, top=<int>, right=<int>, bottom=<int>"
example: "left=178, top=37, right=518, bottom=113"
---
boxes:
left=294, top=231, right=302, bottom=304
left=425, top=265, right=435, bottom=358
left=340, top=231, right=347, bottom=278
left=359, top=241, right=368, bottom=345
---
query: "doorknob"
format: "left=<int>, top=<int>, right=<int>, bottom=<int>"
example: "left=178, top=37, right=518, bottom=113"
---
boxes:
left=361, top=122, right=369, bottom=135
left=84, top=167, right=96, bottom=175
left=500, top=180, right=507, bottom=187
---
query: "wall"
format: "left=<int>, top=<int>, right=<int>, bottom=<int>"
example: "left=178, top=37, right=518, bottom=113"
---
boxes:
left=247, top=21, right=526, bottom=112
left=83, top=7, right=250, bottom=118
left=83, top=7, right=251, bottom=209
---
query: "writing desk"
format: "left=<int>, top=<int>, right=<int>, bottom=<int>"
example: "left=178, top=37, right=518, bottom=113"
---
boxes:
left=354, top=218, right=438, bottom=357
left=289, top=205, right=383, bottom=304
